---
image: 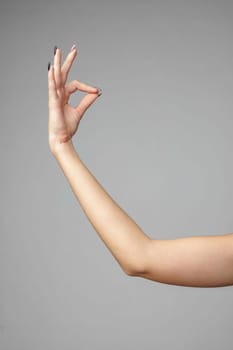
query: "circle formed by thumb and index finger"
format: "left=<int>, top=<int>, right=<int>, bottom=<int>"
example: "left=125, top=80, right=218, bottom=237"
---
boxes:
left=75, top=92, right=100, bottom=121
left=65, top=80, right=99, bottom=97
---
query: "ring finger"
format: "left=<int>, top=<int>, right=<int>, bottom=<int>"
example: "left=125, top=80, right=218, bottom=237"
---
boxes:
left=54, top=47, right=62, bottom=90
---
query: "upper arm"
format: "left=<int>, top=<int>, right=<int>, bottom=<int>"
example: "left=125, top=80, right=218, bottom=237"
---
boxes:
left=143, top=233, right=233, bottom=287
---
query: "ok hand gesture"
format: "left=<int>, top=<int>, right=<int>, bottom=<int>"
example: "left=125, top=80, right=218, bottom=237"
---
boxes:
left=48, top=45, right=101, bottom=153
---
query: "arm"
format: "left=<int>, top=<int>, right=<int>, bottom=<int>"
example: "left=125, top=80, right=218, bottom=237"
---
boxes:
left=48, top=45, right=151, bottom=276
left=144, top=233, right=233, bottom=287
left=52, top=140, right=151, bottom=275
left=48, top=45, right=233, bottom=287
left=52, top=140, right=233, bottom=287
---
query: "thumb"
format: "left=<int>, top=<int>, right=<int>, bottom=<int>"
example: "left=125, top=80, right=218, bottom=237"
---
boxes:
left=75, top=89, right=102, bottom=121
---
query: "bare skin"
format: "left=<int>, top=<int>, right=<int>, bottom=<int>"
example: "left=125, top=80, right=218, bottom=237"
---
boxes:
left=48, top=44, right=233, bottom=288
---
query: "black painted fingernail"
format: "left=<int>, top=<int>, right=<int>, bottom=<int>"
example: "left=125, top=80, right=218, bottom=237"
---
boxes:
left=48, top=61, right=51, bottom=71
left=97, top=88, right=102, bottom=96
left=54, top=45, right=58, bottom=55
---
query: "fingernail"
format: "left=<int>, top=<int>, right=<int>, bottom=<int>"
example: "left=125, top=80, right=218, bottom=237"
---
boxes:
left=97, top=88, right=102, bottom=96
left=70, top=44, right=76, bottom=52
left=48, top=61, right=51, bottom=71
left=54, top=45, right=58, bottom=55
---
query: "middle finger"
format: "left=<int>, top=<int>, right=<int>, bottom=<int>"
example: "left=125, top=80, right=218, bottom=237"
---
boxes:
left=61, top=45, right=77, bottom=84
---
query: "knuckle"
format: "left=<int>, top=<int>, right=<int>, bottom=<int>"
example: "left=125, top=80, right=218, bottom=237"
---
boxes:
left=74, top=80, right=80, bottom=87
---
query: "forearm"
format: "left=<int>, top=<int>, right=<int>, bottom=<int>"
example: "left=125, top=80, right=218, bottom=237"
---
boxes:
left=51, top=140, right=151, bottom=275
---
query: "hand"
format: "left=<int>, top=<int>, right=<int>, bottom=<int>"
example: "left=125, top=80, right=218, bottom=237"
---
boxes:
left=47, top=45, right=102, bottom=153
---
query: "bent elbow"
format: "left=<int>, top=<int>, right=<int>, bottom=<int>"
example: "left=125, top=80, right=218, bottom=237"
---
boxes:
left=124, top=261, right=149, bottom=277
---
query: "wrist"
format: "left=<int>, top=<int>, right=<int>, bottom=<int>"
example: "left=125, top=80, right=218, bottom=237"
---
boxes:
left=50, top=139, right=75, bottom=158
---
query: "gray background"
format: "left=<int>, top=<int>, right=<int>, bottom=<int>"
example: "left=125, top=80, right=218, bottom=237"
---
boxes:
left=1, top=0, right=233, bottom=349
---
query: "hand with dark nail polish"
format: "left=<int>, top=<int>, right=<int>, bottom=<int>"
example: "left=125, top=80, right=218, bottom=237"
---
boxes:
left=47, top=45, right=102, bottom=154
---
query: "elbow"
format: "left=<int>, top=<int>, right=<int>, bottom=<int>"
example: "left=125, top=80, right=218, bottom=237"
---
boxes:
left=124, top=240, right=152, bottom=277
left=123, top=261, right=148, bottom=277
left=124, top=267, right=137, bottom=276
left=124, top=268, right=142, bottom=277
